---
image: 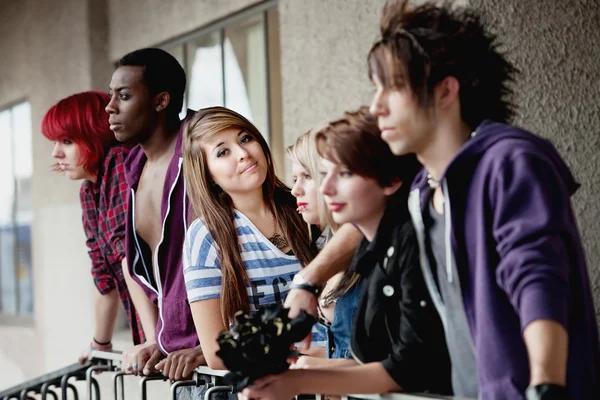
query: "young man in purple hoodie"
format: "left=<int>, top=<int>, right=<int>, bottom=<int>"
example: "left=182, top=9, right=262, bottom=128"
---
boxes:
left=366, top=1, right=600, bottom=399
left=106, top=48, right=205, bottom=384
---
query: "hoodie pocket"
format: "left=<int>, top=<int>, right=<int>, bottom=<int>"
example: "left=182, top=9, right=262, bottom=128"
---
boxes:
left=161, top=297, right=186, bottom=334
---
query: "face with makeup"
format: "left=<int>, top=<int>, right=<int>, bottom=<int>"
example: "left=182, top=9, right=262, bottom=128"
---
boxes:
left=291, top=160, right=320, bottom=225
left=201, top=127, right=268, bottom=196
left=320, top=158, right=389, bottom=238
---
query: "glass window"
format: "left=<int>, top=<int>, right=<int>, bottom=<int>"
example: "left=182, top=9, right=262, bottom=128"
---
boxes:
left=0, top=101, right=33, bottom=316
left=224, top=13, right=269, bottom=140
left=164, top=5, right=274, bottom=143
left=186, top=30, right=224, bottom=111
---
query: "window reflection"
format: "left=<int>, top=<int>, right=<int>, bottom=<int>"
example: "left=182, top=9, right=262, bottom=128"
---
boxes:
left=0, top=102, right=33, bottom=316
left=224, top=13, right=268, bottom=140
left=179, top=12, right=270, bottom=141
left=187, top=31, right=224, bottom=111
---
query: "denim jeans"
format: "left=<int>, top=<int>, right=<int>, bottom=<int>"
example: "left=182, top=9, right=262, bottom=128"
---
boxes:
left=320, top=280, right=363, bottom=359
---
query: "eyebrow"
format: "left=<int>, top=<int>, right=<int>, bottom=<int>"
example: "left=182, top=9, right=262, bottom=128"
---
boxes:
left=108, top=86, right=131, bottom=92
left=211, top=130, right=246, bottom=154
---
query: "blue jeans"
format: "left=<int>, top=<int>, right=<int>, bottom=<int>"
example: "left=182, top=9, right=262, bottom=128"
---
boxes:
left=318, top=280, right=363, bottom=359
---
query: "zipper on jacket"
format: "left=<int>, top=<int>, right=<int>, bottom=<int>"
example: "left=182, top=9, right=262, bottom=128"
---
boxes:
left=131, top=188, right=168, bottom=355
left=154, top=157, right=184, bottom=355
left=442, top=180, right=453, bottom=283
left=183, top=166, right=188, bottom=234
left=440, top=180, right=477, bottom=355
left=152, top=157, right=183, bottom=292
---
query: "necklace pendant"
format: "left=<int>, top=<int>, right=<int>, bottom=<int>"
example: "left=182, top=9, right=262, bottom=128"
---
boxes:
left=269, top=233, right=288, bottom=250
left=427, top=173, right=439, bottom=189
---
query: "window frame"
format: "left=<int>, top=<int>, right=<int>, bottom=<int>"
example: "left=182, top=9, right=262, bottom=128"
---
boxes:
left=156, top=0, right=281, bottom=160
left=0, top=99, right=34, bottom=322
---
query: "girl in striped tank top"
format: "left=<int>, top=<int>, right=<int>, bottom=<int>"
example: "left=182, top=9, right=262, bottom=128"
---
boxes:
left=181, top=106, right=324, bottom=370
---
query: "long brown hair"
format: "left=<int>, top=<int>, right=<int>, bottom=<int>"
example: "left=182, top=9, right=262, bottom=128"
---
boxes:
left=183, top=106, right=315, bottom=325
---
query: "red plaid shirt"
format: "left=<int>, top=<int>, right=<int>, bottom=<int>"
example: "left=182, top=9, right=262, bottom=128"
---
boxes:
left=80, top=145, right=145, bottom=345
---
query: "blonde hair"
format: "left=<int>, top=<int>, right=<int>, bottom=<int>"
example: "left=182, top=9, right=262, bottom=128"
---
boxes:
left=183, top=106, right=315, bottom=325
left=286, top=123, right=339, bottom=234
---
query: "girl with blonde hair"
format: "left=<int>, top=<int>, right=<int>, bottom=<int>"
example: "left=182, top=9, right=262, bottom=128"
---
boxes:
left=287, top=125, right=362, bottom=367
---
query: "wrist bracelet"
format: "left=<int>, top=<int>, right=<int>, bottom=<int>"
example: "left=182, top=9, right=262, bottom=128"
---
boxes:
left=291, top=274, right=323, bottom=296
left=93, top=337, right=112, bottom=346
left=290, top=282, right=322, bottom=296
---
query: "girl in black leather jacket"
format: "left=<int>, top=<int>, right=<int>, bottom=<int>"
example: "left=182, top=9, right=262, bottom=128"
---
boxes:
left=241, top=106, right=452, bottom=399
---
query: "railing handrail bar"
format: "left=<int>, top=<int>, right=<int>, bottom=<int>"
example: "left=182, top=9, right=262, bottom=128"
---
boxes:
left=347, top=394, right=473, bottom=400
left=0, top=363, right=89, bottom=398
left=193, top=366, right=228, bottom=377
left=0, top=350, right=472, bottom=400
left=88, top=349, right=124, bottom=362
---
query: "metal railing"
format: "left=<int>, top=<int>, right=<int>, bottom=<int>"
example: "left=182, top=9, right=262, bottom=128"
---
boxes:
left=0, top=350, right=468, bottom=400
left=0, top=350, right=232, bottom=400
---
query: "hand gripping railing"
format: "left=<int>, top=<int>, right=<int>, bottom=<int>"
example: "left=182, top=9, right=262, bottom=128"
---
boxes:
left=0, top=350, right=471, bottom=400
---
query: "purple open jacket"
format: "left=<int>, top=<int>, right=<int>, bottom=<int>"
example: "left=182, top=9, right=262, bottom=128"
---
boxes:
left=123, top=112, right=198, bottom=355
left=408, top=120, right=600, bottom=399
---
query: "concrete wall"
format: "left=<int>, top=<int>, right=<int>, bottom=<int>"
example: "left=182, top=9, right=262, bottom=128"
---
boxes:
left=277, top=0, right=388, bottom=149
left=107, top=0, right=262, bottom=59
left=470, top=0, right=600, bottom=320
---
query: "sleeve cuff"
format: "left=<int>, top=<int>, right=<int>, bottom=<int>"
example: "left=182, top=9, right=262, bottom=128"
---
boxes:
left=94, top=281, right=116, bottom=295
left=381, top=355, right=416, bottom=391
left=187, top=292, right=220, bottom=304
left=519, top=286, right=568, bottom=332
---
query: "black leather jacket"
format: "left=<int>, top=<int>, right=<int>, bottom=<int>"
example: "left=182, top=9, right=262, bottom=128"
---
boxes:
left=350, top=206, right=452, bottom=395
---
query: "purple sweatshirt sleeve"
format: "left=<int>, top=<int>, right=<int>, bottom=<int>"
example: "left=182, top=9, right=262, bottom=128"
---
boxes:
left=490, top=149, right=570, bottom=332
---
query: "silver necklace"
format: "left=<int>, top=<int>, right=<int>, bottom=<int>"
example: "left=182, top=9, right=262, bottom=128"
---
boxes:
left=427, top=173, right=439, bottom=189
left=268, top=213, right=288, bottom=250
left=427, top=130, right=478, bottom=190
left=426, top=130, right=478, bottom=190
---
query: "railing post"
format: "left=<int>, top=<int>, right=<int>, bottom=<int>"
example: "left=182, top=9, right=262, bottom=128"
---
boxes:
left=40, top=382, right=58, bottom=400
left=86, top=365, right=112, bottom=400
left=67, top=383, right=79, bottom=400
left=139, top=375, right=167, bottom=400
left=112, top=371, right=127, bottom=400
left=203, top=386, right=232, bottom=400
left=169, top=379, right=202, bottom=400
left=60, top=374, right=71, bottom=400
left=92, top=377, right=101, bottom=400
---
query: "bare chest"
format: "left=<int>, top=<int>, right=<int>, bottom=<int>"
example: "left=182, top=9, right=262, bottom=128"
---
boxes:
left=134, top=163, right=169, bottom=254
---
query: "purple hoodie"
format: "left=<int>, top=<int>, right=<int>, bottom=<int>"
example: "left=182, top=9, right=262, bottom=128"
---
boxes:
left=123, top=112, right=198, bottom=355
left=408, top=120, right=600, bottom=399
